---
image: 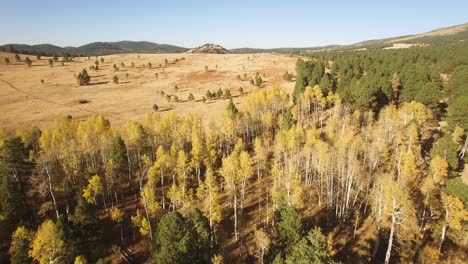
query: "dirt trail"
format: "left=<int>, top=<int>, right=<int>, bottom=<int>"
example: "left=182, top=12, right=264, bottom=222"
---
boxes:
left=0, top=78, right=98, bottom=114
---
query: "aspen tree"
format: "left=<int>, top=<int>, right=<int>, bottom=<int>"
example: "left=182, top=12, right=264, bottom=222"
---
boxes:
left=439, top=194, right=468, bottom=252
left=197, top=169, right=222, bottom=229
left=220, top=152, right=241, bottom=241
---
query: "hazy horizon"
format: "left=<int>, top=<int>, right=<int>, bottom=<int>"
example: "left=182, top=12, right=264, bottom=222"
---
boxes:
left=1, top=0, right=467, bottom=49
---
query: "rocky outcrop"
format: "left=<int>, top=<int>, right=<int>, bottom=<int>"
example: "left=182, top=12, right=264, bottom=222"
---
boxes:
left=185, top=44, right=231, bottom=54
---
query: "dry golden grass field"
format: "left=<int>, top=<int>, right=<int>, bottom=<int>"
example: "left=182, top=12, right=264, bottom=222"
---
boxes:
left=0, top=52, right=297, bottom=131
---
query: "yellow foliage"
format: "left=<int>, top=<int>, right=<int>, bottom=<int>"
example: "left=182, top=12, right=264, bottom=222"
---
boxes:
left=110, top=207, right=124, bottom=223
left=430, top=155, right=448, bottom=185
left=441, top=194, right=468, bottom=231
left=74, top=255, right=89, bottom=264
left=82, top=175, right=103, bottom=204
left=29, top=220, right=64, bottom=264
left=131, top=210, right=150, bottom=236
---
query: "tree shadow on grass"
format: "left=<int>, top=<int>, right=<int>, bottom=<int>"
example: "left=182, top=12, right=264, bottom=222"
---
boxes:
left=157, top=108, right=173, bottom=112
left=88, top=81, right=109, bottom=86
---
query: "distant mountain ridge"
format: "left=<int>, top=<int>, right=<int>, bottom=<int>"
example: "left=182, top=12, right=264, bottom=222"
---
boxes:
left=1, top=23, right=467, bottom=55
left=0, top=41, right=187, bottom=56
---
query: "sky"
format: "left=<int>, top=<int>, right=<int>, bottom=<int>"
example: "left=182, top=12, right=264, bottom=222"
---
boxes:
left=0, top=0, right=467, bottom=49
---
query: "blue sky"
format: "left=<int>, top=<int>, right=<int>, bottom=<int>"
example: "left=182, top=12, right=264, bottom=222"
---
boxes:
left=0, top=0, right=467, bottom=49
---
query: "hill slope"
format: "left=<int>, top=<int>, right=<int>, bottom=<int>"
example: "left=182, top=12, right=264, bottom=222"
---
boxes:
left=0, top=41, right=187, bottom=56
left=185, top=43, right=231, bottom=54
left=231, top=22, right=468, bottom=53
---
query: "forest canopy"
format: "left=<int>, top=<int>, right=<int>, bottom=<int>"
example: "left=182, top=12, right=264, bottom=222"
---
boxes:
left=0, top=43, right=467, bottom=263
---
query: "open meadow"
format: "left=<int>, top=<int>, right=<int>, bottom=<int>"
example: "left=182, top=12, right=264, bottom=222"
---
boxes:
left=0, top=52, right=297, bottom=131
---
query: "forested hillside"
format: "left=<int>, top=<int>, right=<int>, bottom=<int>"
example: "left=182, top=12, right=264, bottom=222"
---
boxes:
left=1, top=43, right=467, bottom=264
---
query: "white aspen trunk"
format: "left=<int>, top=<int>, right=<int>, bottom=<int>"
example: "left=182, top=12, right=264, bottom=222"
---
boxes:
left=439, top=224, right=447, bottom=252
left=45, top=164, right=60, bottom=219
left=385, top=213, right=396, bottom=264
left=234, top=193, right=238, bottom=241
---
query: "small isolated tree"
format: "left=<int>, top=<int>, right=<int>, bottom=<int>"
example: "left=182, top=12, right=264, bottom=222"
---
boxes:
left=174, top=85, right=179, bottom=92
left=25, top=57, right=32, bottom=67
left=236, top=74, right=241, bottom=80
left=131, top=62, right=135, bottom=67
left=95, top=60, right=99, bottom=67
left=14, top=54, right=20, bottom=61
left=238, top=87, right=244, bottom=95
left=255, top=76, right=263, bottom=87
left=120, top=62, right=125, bottom=68
left=224, top=89, right=231, bottom=99
left=113, top=64, right=119, bottom=72
left=250, top=79, right=255, bottom=85
left=100, top=58, right=104, bottom=64
left=113, top=75, right=119, bottom=84
left=76, top=69, right=91, bottom=86
left=188, top=93, right=195, bottom=101
left=202, top=96, right=206, bottom=103
left=148, top=62, right=152, bottom=69
left=155, top=73, right=159, bottom=79
left=164, top=58, right=168, bottom=65
left=172, top=95, right=179, bottom=103
left=205, top=65, right=208, bottom=72
left=48, top=58, right=53, bottom=67
left=153, top=104, right=159, bottom=112
left=4, top=57, right=10, bottom=65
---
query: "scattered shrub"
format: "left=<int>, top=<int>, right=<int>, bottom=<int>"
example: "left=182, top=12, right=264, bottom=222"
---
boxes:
left=25, top=57, right=32, bottom=67
left=188, top=93, right=195, bottom=101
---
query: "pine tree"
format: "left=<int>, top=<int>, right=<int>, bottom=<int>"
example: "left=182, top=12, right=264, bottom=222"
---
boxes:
left=152, top=211, right=194, bottom=264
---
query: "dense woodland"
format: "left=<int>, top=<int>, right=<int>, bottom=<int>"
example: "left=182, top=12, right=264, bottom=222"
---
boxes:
left=1, top=43, right=468, bottom=264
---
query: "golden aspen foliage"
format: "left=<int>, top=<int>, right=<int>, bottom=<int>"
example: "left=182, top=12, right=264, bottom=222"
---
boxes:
left=29, top=220, right=65, bottom=264
left=82, top=175, right=103, bottom=204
